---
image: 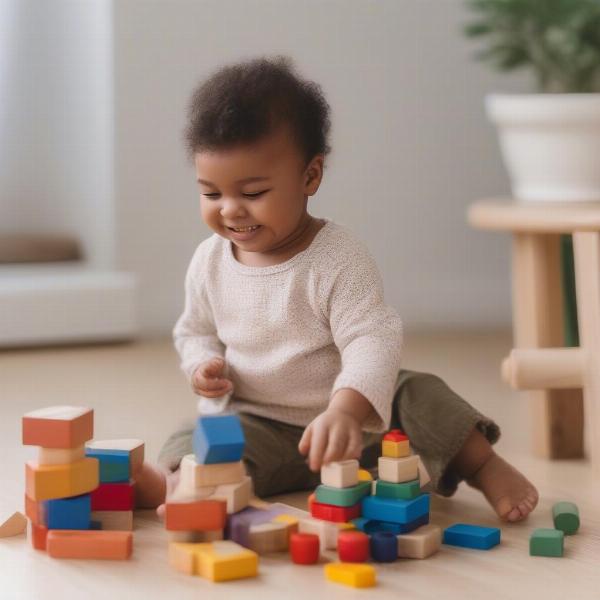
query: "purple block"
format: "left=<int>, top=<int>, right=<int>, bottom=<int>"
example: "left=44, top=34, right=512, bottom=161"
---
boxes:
left=226, top=506, right=289, bottom=548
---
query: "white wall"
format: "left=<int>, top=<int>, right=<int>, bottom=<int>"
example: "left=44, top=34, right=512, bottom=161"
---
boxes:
left=1, top=0, right=115, bottom=268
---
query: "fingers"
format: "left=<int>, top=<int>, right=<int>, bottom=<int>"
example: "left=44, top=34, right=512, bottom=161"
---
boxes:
left=202, top=357, right=225, bottom=378
left=308, top=423, right=328, bottom=472
left=298, top=424, right=312, bottom=456
left=193, top=358, right=233, bottom=397
left=345, top=427, right=363, bottom=460
left=322, top=427, right=348, bottom=465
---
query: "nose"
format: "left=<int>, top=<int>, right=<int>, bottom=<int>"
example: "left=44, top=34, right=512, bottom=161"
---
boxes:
left=220, top=197, right=247, bottom=219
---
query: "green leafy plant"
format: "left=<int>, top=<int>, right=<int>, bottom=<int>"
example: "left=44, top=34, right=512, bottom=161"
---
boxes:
left=464, top=0, right=600, bottom=92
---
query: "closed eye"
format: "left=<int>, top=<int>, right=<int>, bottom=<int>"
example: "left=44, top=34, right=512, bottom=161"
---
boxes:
left=202, top=190, right=269, bottom=199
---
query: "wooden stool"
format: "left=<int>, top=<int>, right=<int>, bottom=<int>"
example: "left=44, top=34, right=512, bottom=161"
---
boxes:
left=468, top=199, right=600, bottom=468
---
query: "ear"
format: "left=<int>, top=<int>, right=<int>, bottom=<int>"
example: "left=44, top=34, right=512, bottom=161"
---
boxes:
left=303, top=154, right=324, bottom=196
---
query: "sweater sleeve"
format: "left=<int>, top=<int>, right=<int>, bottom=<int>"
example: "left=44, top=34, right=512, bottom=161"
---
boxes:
left=173, top=242, right=226, bottom=382
left=323, top=239, right=403, bottom=433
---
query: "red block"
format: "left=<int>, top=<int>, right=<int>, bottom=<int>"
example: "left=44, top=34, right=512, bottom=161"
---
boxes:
left=91, top=482, right=134, bottom=511
left=164, top=499, right=227, bottom=532
left=338, top=530, right=370, bottom=562
left=31, top=522, right=48, bottom=551
left=290, top=532, right=320, bottom=565
left=310, top=498, right=361, bottom=523
left=383, top=429, right=408, bottom=443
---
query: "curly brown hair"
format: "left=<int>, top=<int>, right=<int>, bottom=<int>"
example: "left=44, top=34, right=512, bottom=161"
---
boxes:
left=183, top=55, right=332, bottom=169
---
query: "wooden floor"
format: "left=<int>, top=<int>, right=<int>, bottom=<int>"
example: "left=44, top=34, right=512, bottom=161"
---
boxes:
left=1, top=332, right=599, bottom=599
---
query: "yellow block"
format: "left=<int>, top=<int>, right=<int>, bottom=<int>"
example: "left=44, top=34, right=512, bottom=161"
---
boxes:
left=382, top=439, right=410, bottom=458
left=324, top=562, right=376, bottom=588
left=169, top=541, right=258, bottom=582
left=358, top=469, right=373, bottom=482
left=25, top=458, right=99, bottom=501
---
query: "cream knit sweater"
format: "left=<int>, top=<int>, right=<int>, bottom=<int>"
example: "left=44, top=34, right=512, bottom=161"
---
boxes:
left=173, top=217, right=403, bottom=432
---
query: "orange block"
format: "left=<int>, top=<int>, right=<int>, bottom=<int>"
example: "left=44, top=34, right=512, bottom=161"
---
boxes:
left=25, top=458, right=99, bottom=501
left=25, top=494, right=45, bottom=526
left=23, top=406, right=93, bottom=449
left=46, top=530, right=132, bottom=560
left=165, top=499, right=227, bottom=532
left=31, top=522, right=48, bottom=550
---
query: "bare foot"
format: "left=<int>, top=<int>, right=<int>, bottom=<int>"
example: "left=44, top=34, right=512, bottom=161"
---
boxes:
left=467, top=453, right=539, bottom=522
left=133, top=462, right=168, bottom=509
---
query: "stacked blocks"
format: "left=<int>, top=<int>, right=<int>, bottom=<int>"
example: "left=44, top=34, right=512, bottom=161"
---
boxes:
left=22, top=406, right=132, bottom=559
left=443, top=523, right=501, bottom=550
left=165, top=414, right=259, bottom=582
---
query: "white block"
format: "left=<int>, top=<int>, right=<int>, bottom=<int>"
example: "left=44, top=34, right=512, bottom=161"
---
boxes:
left=298, top=517, right=351, bottom=550
left=38, top=445, right=85, bottom=466
left=378, top=455, right=419, bottom=483
left=397, top=524, right=441, bottom=559
left=91, top=510, right=133, bottom=531
left=180, top=454, right=246, bottom=488
left=211, top=476, right=252, bottom=514
left=320, top=460, right=359, bottom=488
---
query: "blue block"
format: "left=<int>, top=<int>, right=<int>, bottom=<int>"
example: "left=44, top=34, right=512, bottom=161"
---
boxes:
left=44, top=494, right=91, bottom=530
left=193, top=414, right=245, bottom=465
left=370, top=531, right=397, bottom=562
left=364, top=512, right=430, bottom=535
left=362, top=493, right=430, bottom=524
left=443, top=523, right=501, bottom=550
left=85, top=449, right=130, bottom=483
left=350, top=517, right=370, bottom=531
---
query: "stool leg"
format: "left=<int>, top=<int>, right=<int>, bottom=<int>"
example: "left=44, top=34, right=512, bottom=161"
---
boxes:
left=573, top=232, right=600, bottom=473
left=512, top=233, right=584, bottom=458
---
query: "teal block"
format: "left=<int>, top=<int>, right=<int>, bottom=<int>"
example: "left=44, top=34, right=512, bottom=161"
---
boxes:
left=530, top=528, right=564, bottom=557
left=375, top=479, right=421, bottom=500
left=552, top=502, right=579, bottom=535
left=85, top=449, right=130, bottom=483
left=315, top=481, right=371, bottom=507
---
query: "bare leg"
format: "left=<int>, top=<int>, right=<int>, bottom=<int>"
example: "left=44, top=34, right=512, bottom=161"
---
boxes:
left=450, top=428, right=539, bottom=522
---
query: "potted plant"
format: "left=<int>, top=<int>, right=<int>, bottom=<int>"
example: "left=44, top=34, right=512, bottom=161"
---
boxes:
left=464, top=0, right=600, bottom=202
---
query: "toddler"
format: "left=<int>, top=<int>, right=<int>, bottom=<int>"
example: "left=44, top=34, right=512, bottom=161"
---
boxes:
left=136, top=55, right=538, bottom=522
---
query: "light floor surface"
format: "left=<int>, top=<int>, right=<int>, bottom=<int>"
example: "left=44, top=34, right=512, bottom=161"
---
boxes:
left=1, top=332, right=599, bottom=599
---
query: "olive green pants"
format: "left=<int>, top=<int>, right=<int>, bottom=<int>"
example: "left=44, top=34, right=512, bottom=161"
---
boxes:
left=158, top=369, right=500, bottom=498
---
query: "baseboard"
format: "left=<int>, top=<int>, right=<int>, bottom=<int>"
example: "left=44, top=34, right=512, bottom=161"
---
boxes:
left=0, top=264, right=137, bottom=347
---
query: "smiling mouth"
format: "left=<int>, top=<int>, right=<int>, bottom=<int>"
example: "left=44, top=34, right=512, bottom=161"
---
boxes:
left=228, top=225, right=261, bottom=232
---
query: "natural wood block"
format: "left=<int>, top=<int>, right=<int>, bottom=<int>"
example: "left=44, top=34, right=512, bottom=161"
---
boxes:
left=272, top=514, right=299, bottom=542
left=46, top=530, right=132, bottom=560
left=397, top=524, right=442, bottom=558
left=25, top=458, right=99, bottom=501
left=23, top=406, right=93, bottom=449
left=85, top=439, right=144, bottom=477
left=31, top=522, right=48, bottom=550
left=324, top=562, right=376, bottom=588
left=91, top=510, right=134, bottom=531
left=180, top=454, right=245, bottom=488
left=320, top=460, right=359, bottom=488
left=298, top=517, right=354, bottom=550
left=382, top=439, right=410, bottom=458
left=168, top=530, right=224, bottom=543
left=0, top=512, right=27, bottom=537
left=247, top=521, right=289, bottom=554
left=165, top=499, right=227, bottom=531
left=168, top=541, right=259, bottom=582
left=38, top=445, right=85, bottom=466
left=211, top=476, right=252, bottom=514
left=378, top=455, right=419, bottom=484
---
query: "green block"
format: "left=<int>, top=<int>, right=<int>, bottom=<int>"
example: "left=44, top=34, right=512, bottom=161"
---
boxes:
left=552, top=501, right=579, bottom=535
left=529, top=528, right=564, bottom=557
left=315, top=480, right=371, bottom=507
left=375, top=479, right=421, bottom=500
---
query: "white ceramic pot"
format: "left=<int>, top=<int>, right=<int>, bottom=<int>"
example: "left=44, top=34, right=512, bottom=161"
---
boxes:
left=486, top=93, right=600, bottom=202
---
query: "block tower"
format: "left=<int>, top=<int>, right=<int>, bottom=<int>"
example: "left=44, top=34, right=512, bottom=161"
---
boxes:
left=23, top=406, right=133, bottom=559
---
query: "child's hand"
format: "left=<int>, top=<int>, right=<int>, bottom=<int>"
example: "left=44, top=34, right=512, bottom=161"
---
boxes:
left=192, top=357, right=233, bottom=397
left=298, top=407, right=363, bottom=472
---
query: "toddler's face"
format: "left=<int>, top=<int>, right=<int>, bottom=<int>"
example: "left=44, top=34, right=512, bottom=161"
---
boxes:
left=194, top=125, right=322, bottom=255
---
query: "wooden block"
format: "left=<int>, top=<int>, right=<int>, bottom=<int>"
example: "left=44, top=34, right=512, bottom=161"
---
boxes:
left=247, top=521, right=289, bottom=554
left=46, top=530, right=132, bottom=559
left=310, top=497, right=361, bottom=523
left=91, top=510, right=133, bottom=531
left=0, top=512, right=27, bottom=537
left=85, top=439, right=144, bottom=477
left=85, top=451, right=129, bottom=483
left=315, top=481, right=371, bottom=507
left=165, top=499, right=227, bottom=532
left=362, top=494, right=430, bottom=525
left=324, top=562, right=376, bottom=588
left=290, top=532, right=320, bottom=564
left=44, top=494, right=91, bottom=530
left=90, top=481, right=134, bottom=511
left=25, top=458, right=99, bottom=501
left=397, top=524, right=442, bottom=558
left=193, top=414, right=245, bottom=464
left=25, top=494, right=45, bottom=526
left=168, top=530, right=223, bottom=543
left=298, top=517, right=354, bottom=550
left=23, top=406, right=93, bottom=449
left=169, top=541, right=259, bottom=582
left=417, top=456, right=431, bottom=487
left=227, top=506, right=289, bottom=548
left=552, top=501, right=580, bottom=535
left=321, top=460, right=359, bottom=488
left=38, top=445, right=85, bottom=466
left=357, top=469, right=373, bottom=482
left=272, top=514, right=299, bottom=541
left=337, top=530, right=370, bottom=562
left=375, top=479, right=421, bottom=500
left=530, top=528, right=564, bottom=557
left=383, top=429, right=408, bottom=442
left=378, top=455, right=419, bottom=484
left=443, top=523, right=501, bottom=550
left=31, top=522, right=48, bottom=550
left=180, top=454, right=245, bottom=488
left=370, top=531, right=398, bottom=562
left=211, top=476, right=252, bottom=514
left=382, top=439, right=410, bottom=458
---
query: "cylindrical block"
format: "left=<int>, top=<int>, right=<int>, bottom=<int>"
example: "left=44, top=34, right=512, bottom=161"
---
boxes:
left=290, top=532, right=320, bottom=565
left=337, top=531, right=369, bottom=562
left=552, top=501, right=580, bottom=535
left=369, top=531, right=397, bottom=563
